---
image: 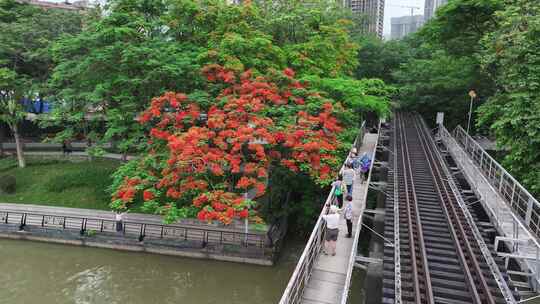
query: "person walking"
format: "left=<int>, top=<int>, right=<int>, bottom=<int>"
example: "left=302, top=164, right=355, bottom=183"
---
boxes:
left=322, top=205, right=341, bottom=256
left=332, top=175, right=344, bottom=208
left=342, top=163, right=355, bottom=196
left=350, top=152, right=362, bottom=172
left=344, top=195, right=353, bottom=238
left=359, top=152, right=372, bottom=183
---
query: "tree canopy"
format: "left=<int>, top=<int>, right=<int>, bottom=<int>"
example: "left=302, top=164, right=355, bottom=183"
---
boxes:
left=0, top=0, right=391, bottom=227
left=372, top=0, right=540, bottom=196
left=477, top=0, right=540, bottom=195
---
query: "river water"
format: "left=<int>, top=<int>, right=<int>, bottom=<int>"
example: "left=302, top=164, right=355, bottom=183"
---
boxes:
left=0, top=238, right=305, bottom=304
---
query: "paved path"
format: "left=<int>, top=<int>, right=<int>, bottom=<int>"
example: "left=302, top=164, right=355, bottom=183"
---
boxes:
left=22, top=151, right=137, bottom=161
left=301, top=133, right=378, bottom=304
left=0, top=141, right=136, bottom=161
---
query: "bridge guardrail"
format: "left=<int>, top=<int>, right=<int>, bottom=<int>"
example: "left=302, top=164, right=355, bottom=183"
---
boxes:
left=0, top=210, right=266, bottom=249
left=451, top=126, right=540, bottom=239
left=279, top=121, right=366, bottom=304
left=440, top=125, right=540, bottom=290
left=340, top=121, right=380, bottom=304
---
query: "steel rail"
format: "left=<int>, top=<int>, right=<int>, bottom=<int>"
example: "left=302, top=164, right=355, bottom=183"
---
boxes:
left=412, top=114, right=493, bottom=304
left=397, top=112, right=434, bottom=303
left=421, top=117, right=517, bottom=304
left=392, top=115, right=402, bottom=304
left=440, top=123, right=540, bottom=291
left=453, top=125, right=540, bottom=240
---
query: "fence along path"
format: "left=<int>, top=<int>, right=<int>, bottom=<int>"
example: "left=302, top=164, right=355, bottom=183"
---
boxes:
left=0, top=203, right=266, bottom=248
left=279, top=123, right=379, bottom=304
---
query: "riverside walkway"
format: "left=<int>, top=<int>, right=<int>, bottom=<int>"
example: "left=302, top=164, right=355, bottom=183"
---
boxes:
left=280, top=126, right=379, bottom=304
left=0, top=203, right=273, bottom=265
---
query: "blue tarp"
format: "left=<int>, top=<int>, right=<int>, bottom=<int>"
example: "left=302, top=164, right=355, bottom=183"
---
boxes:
left=20, top=98, right=52, bottom=114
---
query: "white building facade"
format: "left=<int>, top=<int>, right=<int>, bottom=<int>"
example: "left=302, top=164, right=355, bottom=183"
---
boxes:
left=345, top=0, right=385, bottom=39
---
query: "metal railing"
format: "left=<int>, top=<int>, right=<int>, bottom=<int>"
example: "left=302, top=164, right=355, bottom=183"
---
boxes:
left=439, top=125, right=540, bottom=290
left=279, top=122, right=367, bottom=304
left=0, top=210, right=266, bottom=249
left=452, top=126, right=540, bottom=240
left=340, top=121, right=380, bottom=304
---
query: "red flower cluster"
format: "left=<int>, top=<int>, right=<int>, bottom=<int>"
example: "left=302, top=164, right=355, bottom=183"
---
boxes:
left=194, top=191, right=248, bottom=224
left=125, top=65, right=342, bottom=224
left=112, top=177, right=141, bottom=208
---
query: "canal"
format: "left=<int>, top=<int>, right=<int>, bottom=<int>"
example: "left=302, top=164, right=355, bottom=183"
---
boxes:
left=0, top=238, right=304, bottom=304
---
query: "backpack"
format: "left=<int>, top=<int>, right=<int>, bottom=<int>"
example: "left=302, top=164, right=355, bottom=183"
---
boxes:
left=334, top=184, right=342, bottom=196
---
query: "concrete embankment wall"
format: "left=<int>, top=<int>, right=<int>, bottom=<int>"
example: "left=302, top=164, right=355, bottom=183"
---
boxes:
left=0, top=224, right=275, bottom=266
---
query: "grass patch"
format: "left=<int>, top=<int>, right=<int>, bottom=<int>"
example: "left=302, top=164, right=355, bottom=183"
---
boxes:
left=0, top=158, right=120, bottom=210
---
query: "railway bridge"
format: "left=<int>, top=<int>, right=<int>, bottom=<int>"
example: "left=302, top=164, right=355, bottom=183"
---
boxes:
left=280, top=112, right=540, bottom=304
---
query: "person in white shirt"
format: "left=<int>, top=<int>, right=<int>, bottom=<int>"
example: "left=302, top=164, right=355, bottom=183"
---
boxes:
left=115, top=211, right=127, bottom=232
left=344, top=195, right=353, bottom=238
left=322, top=205, right=341, bottom=256
left=342, top=164, right=355, bottom=196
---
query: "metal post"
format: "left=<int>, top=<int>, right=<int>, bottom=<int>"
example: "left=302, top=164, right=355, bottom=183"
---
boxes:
left=526, top=198, right=534, bottom=227
left=467, top=91, right=476, bottom=134
left=536, top=247, right=540, bottom=292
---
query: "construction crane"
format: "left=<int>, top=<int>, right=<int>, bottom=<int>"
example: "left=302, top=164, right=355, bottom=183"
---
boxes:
left=388, top=4, right=421, bottom=17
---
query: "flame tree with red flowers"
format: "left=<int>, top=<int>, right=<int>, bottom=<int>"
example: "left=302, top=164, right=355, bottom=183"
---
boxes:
left=110, top=65, right=343, bottom=225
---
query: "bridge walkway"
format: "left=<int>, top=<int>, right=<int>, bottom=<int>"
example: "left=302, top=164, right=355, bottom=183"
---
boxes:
left=300, top=133, right=378, bottom=304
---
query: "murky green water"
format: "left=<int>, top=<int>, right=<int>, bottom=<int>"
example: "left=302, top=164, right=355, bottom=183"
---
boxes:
left=0, top=239, right=304, bottom=304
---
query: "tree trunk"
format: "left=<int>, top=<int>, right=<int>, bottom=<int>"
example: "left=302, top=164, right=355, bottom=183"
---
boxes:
left=0, top=124, right=5, bottom=157
left=12, top=124, right=25, bottom=168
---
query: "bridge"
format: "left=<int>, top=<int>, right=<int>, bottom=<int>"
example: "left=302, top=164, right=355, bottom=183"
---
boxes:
left=280, top=113, right=540, bottom=304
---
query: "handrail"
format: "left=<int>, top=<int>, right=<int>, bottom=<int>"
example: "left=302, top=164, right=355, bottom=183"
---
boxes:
left=429, top=120, right=516, bottom=303
left=340, top=121, right=380, bottom=304
left=451, top=126, right=540, bottom=240
left=279, top=122, right=366, bottom=304
left=0, top=209, right=266, bottom=248
left=439, top=124, right=540, bottom=289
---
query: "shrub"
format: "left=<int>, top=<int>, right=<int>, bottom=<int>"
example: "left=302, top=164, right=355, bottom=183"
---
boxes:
left=0, top=175, right=16, bottom=194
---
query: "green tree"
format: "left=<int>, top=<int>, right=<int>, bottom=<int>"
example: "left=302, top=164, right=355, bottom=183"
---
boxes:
left=49, top=0, right=203, bottom=158
left=0, top=0, right=82, bottom=91
left=392, top=0, right=501, bottom=127
left=477, top=0, right=540, bottom=195
left=0, top=0, right=82, bottom=165
left=356, top=36, right=411, bottom=83
left=0, top=68, right=26, bottom=167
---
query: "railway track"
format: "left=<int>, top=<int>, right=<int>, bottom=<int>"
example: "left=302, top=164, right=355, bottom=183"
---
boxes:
left=383, top=113, right=510, bottom=304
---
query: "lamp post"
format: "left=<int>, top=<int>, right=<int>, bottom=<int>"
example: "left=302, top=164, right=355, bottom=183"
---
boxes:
left=467, top=90, right=477, bottom=134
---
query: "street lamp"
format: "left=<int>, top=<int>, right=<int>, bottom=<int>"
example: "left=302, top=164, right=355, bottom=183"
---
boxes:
left=467, top=90, right=477, bottom=134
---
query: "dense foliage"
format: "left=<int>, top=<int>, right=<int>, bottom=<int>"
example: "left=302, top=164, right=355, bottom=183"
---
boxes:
left=477, top=0, right=540, bottom=195
left=0, top=0, right=392, bottom=228
left=111, top=67, right=344, bottom=224
left=47, top=0, right=391, bottom=226
left=370, top=0, right=540, bottom=196
left=0, top=0, right=82, bottom=167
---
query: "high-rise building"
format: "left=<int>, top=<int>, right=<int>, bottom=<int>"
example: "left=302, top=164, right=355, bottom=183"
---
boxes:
left=424, top=0, right=448, bottom=22
left=390, top=15, right=424, bottom=40
left=345, top=0, right=385, bottom=39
